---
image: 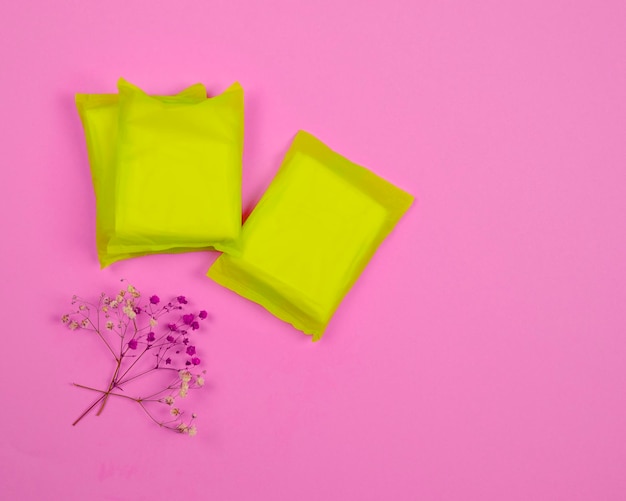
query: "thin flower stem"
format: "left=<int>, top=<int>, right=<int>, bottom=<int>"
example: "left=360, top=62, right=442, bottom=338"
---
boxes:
left=119, top=365, right=178, bottom=386
left=116, top=346, right=149, bottom=383
left=82, top=315, right=118, bottom=360
left=73, top=383, right=139, bottom=403
left=138, top=401, right=164, bottom=427
left=72, top=394, right=106, bottom=426
left=96, top=358, right=122, bottom=416
left=117, top=365, right=155, bottom=386
left=142, top=382, right=179, bottom=401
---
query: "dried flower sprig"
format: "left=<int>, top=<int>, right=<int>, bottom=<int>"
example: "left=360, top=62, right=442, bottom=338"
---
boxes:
left=62, top=280, right=208, bottom=435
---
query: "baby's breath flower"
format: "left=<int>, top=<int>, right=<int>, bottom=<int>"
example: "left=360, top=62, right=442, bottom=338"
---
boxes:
left=122, top=305, right=136, bottom=319
left=64, top=286, right=208, bottom=435
left=179, top=382, right=189, bottom=398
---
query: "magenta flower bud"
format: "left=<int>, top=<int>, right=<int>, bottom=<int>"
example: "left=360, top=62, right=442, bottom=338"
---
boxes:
left=191, top=357, right=201, bottom=366
left=128, top=339, right=138, bottom=350
left=198, top=310, right=208, bottom=319
left=177, top=296, right=188, bottom=304
left=186, top=345, right=196, bottom=356
left=182, top=314, right=194, bottom=325
left=147, top=332, right=156, bottom=342
left=191, top=321, right=200, bottom=331
left=149, top=295, right=160, bottom=304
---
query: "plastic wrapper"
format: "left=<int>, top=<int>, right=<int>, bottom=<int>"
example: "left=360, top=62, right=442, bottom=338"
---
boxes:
left=107, top=78, right=244, bottom=257
left=76, top=82, right=206, bottom=267
left=208, top=131, right=413, bottom=340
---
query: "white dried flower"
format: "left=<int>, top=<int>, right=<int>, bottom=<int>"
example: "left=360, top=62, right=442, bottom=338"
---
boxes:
left=179, top=382, right=189, bottom=398
left=106, top=321, right=114, bottom=330
left=69, top=320, right=79, bottom=330
left=196, top=376, right=205, bottom=387
left=187, top=426, right=197, bottom=436
left=164, top=396, right=174, bottom=405
left=149, top=317, right=157, bottom=328
left=170, top=407, right=180, bottom=416
left=122, top=305, right=136, bottom=319
left=61, top=314, right=70, bottom=324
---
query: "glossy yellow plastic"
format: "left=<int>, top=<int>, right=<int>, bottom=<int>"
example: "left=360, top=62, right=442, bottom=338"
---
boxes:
left=75, top=82, right=207, bottom=267
left=208, top=131, right=414, bottom=341
left=108, top=79, right=244, bottom=258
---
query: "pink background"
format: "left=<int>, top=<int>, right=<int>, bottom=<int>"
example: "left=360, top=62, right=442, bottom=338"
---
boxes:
left=2, top=1, right=626, bottom=499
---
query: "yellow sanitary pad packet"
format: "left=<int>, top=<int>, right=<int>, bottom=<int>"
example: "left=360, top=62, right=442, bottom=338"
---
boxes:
left=208, top=131, right=414, bottom=341
left=76, top=82, right=207, bottom=267
left=107, top=79, right=244, bottom=257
